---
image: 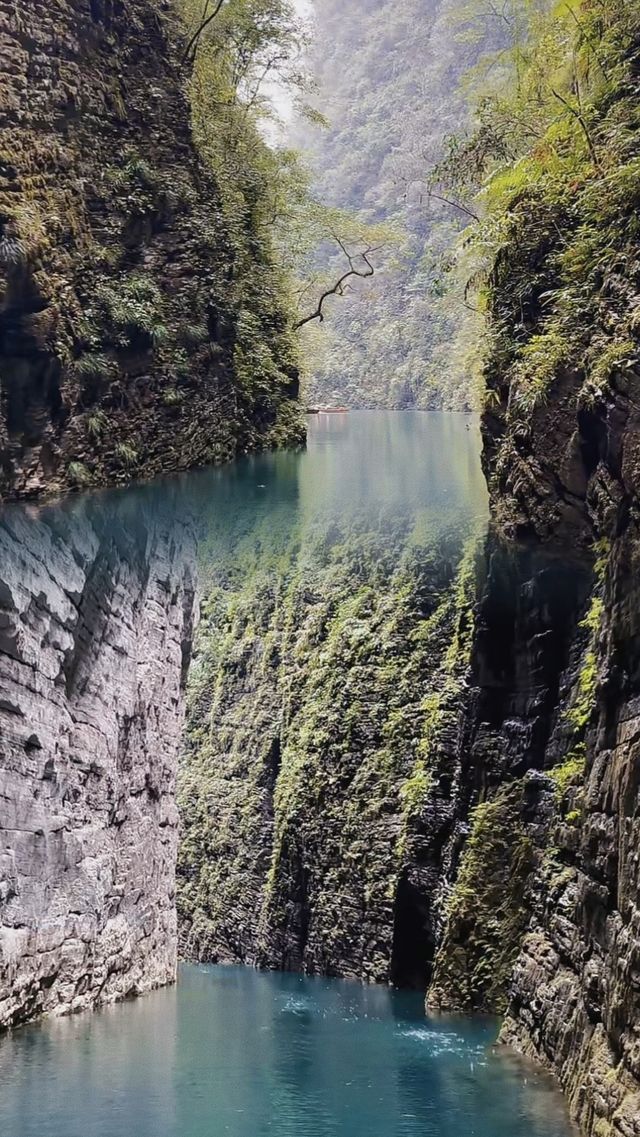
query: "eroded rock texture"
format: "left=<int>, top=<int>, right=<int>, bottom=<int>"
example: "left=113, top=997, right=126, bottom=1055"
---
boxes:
left=496, top=531, right=640, bottom=1136
left=430, top=370, right=640, bottom=1133
left=0, top=486, right=196, bottom=1027
left=0, top=0, right=301, bottom=500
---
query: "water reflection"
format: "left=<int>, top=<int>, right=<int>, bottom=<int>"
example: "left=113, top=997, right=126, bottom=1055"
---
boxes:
left=0, top=966, right=573, bottom=1137
left=0, top=411, right=493, bottom=1115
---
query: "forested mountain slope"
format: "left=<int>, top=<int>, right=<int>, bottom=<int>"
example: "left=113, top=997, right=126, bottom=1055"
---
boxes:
left=295, top=0, right=494, bottom=410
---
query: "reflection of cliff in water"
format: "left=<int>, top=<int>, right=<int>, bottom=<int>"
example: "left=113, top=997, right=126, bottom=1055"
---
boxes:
left=0, top=484, right=198, bottom=1028
left=178, top=412, right=489, bottom=984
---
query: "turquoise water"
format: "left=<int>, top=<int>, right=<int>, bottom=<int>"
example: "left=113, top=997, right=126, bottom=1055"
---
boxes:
left=0, top=417, right=567, bottom=1136
left=0, top=965, right=572, bottom=1137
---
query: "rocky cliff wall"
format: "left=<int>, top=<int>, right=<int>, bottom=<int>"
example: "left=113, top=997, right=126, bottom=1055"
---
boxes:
left=428, top=276, right=640, bottom=1137
left=0, top=486, right=196, bottom=1027
left=178, top=513, right=477, bottom=984
left=0, top=0, right=302, bottom=500
left=479, top=384, right=640, bottom=1135
left=177, top=413, right=490, bottom=986
left=498, top=534, right=640, bottom=1137
left=424, top=6, right=640, bottom=1130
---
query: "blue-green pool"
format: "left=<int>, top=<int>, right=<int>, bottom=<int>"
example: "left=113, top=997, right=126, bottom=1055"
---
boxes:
left=0, top=965, right=573, bottom=1137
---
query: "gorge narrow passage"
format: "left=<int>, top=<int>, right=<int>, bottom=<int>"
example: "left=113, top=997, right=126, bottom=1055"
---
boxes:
left=0, top=965, right=573, bottom=1137
left=0, top=411, right=572, bottom=1137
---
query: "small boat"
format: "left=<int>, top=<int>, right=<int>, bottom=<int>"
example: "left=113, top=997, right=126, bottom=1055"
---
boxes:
left=306, top=405, right=350, bottom=415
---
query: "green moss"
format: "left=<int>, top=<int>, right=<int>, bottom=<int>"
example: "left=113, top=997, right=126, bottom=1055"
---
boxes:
left=429, top=781, right=538, bottom=1014
left=549, top=751, right=586, bottom=798
left=67, top=461, right=92, bottom=487
left=178, top=506, right=482, bottom=973
left=567, top=577, right=606, bottom=733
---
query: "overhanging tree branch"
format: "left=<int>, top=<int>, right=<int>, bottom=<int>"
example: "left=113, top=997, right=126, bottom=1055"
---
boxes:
left=294, top=238, right=382, bottom=330
left=424, top=189, right=480, bottom=222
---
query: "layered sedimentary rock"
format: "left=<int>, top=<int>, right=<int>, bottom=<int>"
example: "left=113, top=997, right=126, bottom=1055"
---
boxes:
left=488, top=396, right=640, bottom=1134
left=0, top=485, right=196, bottom=1027
left=424, top=4, right=640, bottom=1128
left=0, top=0, right=301, bottom=500
left=429, top=363, right=640, bottom=1133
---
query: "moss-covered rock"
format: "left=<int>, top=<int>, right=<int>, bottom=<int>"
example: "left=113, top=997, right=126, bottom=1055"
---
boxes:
left=427, top=777, right=547, bottom=1014
left=178, top=501, right=483, bottom=985
left=0, top=0, right=303, bottom=499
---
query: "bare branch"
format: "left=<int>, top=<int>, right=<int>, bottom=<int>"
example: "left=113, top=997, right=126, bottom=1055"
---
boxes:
left=294, top=240, right=383, bottom=330
left=425, top=190, right=480, bottom=222
left=182, top=0, right=225, bottom=64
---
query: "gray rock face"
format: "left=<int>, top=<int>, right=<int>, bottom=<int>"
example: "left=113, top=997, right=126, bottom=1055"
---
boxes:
left=466, top=351, right=640, bottom=1131
left=499, top=531, right=640, bottom=1136
left=0, top=488, right=196, bottom=1027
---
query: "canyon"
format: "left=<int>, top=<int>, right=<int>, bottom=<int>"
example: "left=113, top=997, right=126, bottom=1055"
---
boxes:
left=0, top=1, right=639, bottom=1137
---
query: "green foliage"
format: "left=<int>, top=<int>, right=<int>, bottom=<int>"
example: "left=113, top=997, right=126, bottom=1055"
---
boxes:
left=429, top=780, right=538, bottom=1013
left=105, top=149, right=174, bottom=218
left=291, top=0, right=497, bottom=410
left=174, top=0, right=305, bottom=422
left=114, top=442, right=139, bottom=467
left=161, top=387, right=185, bottom=406
left=182, top=322, right=210, bottom=348
left=86, top=410, right=109, bottom=440
left=567, top=587, right=605, bottom=732
left=67, top=460, right=92, bottom=487
left=73, top=353, right=114, bottom=383
left=82, top=273, right=168, bottom=350
left=455, top=1, right=640, bottom=421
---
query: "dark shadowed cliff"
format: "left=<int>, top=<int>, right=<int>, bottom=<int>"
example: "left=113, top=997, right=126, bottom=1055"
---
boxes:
left=0, top=0, right=302, bottom=499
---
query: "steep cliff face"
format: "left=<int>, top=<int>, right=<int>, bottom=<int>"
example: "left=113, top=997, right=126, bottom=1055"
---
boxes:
left=180, top=526, right=475, bottom=983
left=428, top=385, right=640, bottom=1137
left=425, top=5, right=640, bottom=1132
left=0, top=486, right=196, bottom=1026
left=177, top=413, right=489, bottom=986
left=0, top=0, right=302, bottom=500
left=499, top=533, right=640, bottom=1137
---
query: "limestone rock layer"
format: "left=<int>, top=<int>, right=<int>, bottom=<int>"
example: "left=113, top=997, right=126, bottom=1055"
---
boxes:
left=0, top=486, right=196, bottom=1027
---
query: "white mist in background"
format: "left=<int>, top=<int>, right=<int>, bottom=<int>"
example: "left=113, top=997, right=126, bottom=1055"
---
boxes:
left=262, top=0, right=313, bottom=140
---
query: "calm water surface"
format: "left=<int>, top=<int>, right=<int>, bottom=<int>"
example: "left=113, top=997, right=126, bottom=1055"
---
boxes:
left=0, top=417, right=565, bottom=1137
left=0, top=965, right=573, bottom=1137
